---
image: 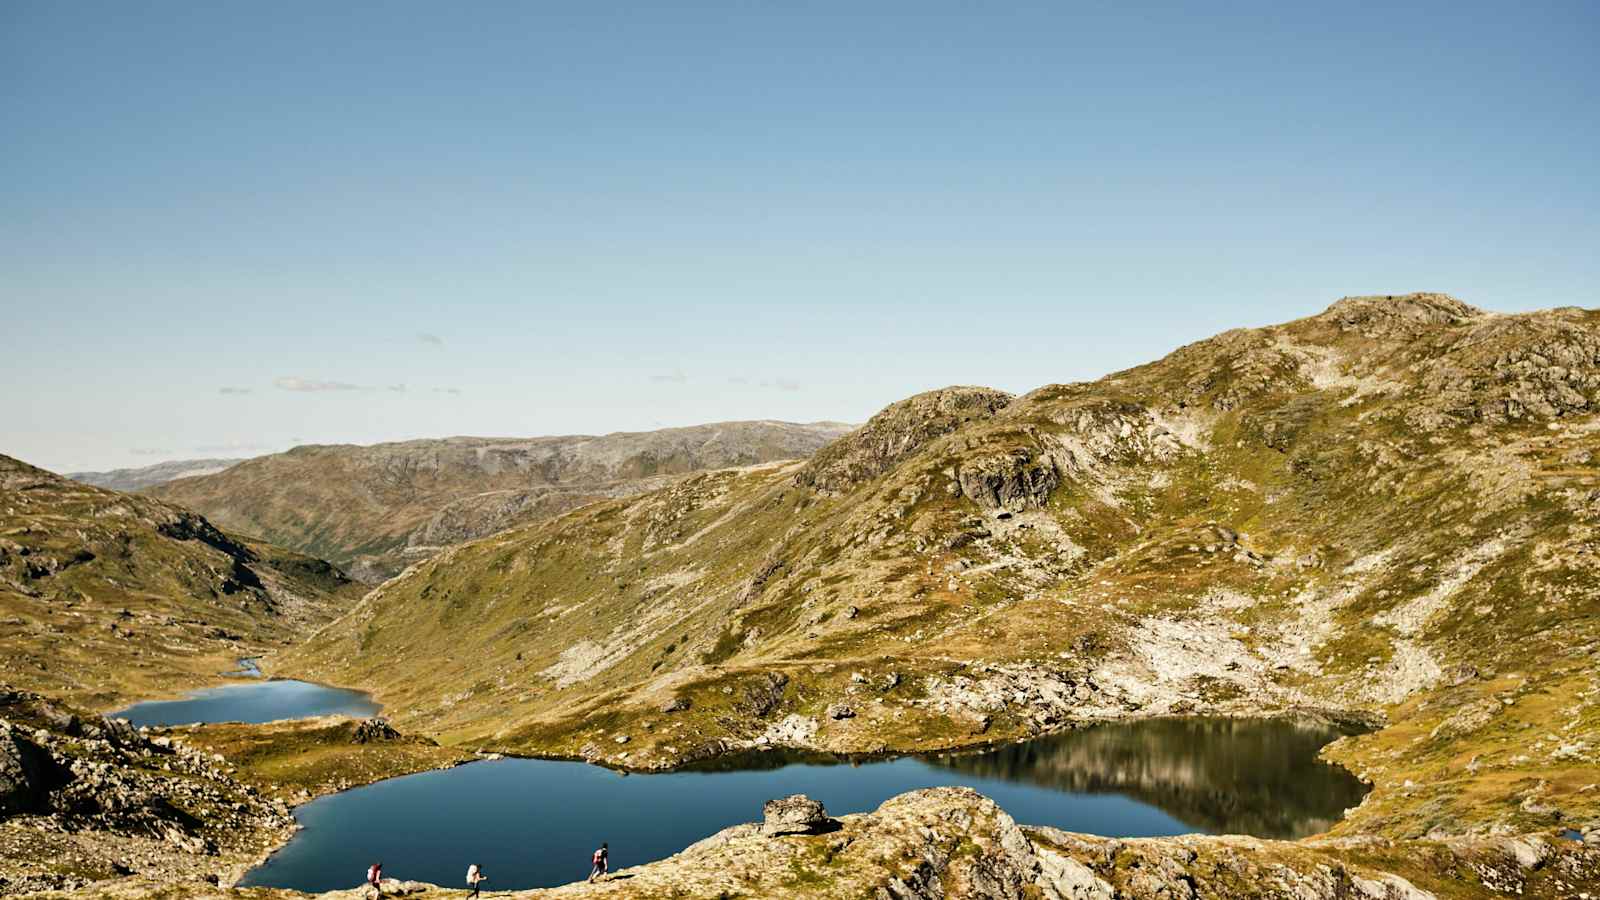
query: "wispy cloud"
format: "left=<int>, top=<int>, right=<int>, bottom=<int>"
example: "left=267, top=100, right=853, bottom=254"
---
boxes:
left=650, top=370, right=688, bottom=384
left=433, top=387, right=463, bottom=395
left=274, top=376, right=364, bottom=392
left=729, top=375, right=801, bottom=391
left=218, top=386, right=252, bottom=395
left=130, top=447, right=174, bottom=457
left=388, top=384, right=407, bottom=393
left=417, top=333, right=444, bottom=347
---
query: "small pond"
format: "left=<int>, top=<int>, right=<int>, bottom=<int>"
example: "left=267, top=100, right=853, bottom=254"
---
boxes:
left=241, top=716, right=1367, bottom=893
left=113, top=678, right=379, bottom=728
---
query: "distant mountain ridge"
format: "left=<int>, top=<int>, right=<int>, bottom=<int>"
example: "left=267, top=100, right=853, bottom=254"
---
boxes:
left=148, top=421, right=854, bottom=582
left=69, top=457, right=247, bottom=491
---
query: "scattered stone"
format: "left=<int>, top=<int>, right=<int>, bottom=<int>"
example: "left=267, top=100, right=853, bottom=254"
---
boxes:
left=826, top=703, right=855, bottom=720
left=613, top=734, right=630, bottom=744
left=661, top=697, right=691, bottom=714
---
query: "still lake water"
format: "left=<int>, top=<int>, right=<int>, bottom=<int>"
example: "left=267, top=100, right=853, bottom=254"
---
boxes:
left=239, top=716, right=1368, bottom=893
left=113, top=679, right=379, bottom=727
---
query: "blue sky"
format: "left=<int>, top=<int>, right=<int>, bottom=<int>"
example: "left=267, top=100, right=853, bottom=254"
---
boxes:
left=4, top=1, right=1596, bottom=472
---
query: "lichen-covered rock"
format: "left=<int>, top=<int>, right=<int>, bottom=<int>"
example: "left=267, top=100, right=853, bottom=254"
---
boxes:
left=761, top=794, right=831, bottom=836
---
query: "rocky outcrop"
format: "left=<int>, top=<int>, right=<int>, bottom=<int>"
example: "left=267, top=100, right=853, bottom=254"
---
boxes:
left=0, top=689, right=296, bottom=893
left=1318, top=292, right=1484, bottom=337
left=0, top=726, right=55, bottom=815
left=350, top=717, right=401, bottom=744
left=797, top=387, right=1013, bottom=495
left=956, top=447, right=1061, bottom=512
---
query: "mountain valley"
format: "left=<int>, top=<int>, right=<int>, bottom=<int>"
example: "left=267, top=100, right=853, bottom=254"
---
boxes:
left=4, top=294, right=1599, bottom=899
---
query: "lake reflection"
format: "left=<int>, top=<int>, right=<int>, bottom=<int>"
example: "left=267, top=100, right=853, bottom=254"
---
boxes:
left=925, top=716, right=1368, bottom=837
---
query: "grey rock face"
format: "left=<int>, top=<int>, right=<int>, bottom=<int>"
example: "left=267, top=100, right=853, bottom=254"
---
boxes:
left=957, top=448, right=1060, bottom=512
left=761, top=794, right=832, bottom=836
left=0, top=728, right=52, bottom=815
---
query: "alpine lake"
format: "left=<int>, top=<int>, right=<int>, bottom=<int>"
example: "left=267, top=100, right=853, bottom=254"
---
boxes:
left=114, top=678, right=1368, bottom=892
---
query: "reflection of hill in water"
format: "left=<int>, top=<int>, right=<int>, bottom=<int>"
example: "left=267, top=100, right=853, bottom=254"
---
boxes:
left=924, top=717, right=1369, bottom=838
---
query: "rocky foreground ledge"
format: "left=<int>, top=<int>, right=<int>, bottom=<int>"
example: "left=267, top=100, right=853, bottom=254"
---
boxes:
left=29, top=788, right=1600, bottom=900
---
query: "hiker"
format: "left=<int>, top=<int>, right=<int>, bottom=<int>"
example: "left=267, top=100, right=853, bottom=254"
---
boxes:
left=466, top=863, right=487, bottom=898
left=366, top=862, right=384, bottom=897
left=587, top=842, right=608, bottom=882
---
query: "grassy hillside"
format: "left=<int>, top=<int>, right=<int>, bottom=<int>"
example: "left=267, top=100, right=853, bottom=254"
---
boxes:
left=148, top=421, right=853, bottom=582
left=283, top=294, right=1600, bottom=841
left=0, top=454, right=365, bottom=709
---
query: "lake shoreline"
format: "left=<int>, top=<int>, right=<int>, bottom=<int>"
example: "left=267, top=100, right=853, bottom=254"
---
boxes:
left=101, top=669, right=1377, bottom=892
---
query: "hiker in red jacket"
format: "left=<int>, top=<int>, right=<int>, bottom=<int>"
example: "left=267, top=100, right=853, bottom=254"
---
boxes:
left=366, top=862, right=384, bottom=897
left=587, top=842, right=609, bottom=882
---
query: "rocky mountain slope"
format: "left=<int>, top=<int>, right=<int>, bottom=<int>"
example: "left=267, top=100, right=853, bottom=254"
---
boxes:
left=148, top=421, right=853, bottom=582
left=67, top=458, right=246, bottom=493
left=0, top=455, right=365, bottom=709
left=283, top=294, right=1600, bottom=844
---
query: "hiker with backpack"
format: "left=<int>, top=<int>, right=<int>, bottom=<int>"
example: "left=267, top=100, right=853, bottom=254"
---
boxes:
left=366, top=862, right=384, bottom=897
left=587, top=842, right=609, bottom=882
left=466, top=863, right=487, bottom=897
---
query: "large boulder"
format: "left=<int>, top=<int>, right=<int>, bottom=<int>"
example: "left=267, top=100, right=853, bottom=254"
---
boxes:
left=761, top=794, right=832, bottom=837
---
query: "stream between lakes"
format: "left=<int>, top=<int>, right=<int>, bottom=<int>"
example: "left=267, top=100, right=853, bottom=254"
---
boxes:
left=116, top=679, right=1369, bottom=892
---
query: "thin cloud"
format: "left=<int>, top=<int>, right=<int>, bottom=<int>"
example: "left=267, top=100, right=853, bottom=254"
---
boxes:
left=417, top=333, right=444, bottom=347
left=730, top=375, right=801, bottom=391
left=130, top=448, right=174, bottom=457
left=388, top=384, right=407, bottom=393
left=218, top=387, right=252, bottom=395
left=274, top=376, right=365, bottom=392
left=433, top=387, right=463, bottom=395
left=650, top=370, right=688, bottom=385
